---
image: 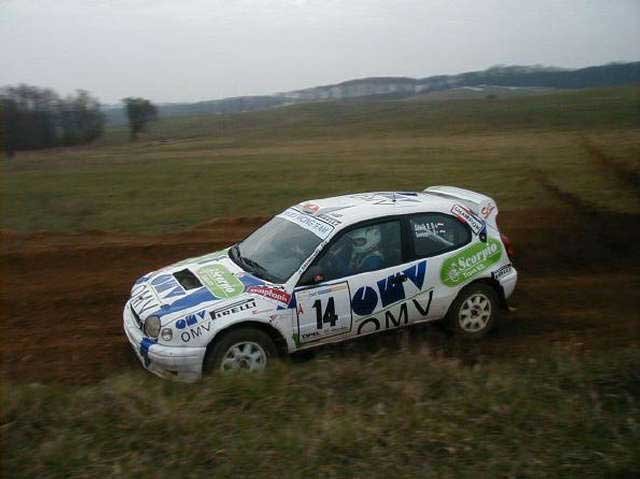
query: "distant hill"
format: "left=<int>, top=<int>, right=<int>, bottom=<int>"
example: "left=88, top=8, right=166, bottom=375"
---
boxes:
left=103, top=61, right=640, bottom=125
left=277, top=62, right=639, bottom=100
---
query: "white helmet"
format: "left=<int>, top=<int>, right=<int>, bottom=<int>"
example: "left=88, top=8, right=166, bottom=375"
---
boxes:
left=351, top=226, right=381, bottom=254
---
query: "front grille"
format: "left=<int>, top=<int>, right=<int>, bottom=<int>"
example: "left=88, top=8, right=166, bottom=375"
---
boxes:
left=130, top=304, right=142, bottom=329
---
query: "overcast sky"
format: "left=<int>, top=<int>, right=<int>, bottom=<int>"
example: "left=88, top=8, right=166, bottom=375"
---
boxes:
left=1, top=0, right=638, bottom=104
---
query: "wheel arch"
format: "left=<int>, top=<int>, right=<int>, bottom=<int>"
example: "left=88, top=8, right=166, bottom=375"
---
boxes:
left=203, top=320, right=289, bottom=368
left=470, top=277, right=508, bottom=309
left=444, top=277, right=508, bottom=319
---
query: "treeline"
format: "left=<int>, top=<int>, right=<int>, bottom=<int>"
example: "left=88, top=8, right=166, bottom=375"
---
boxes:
left=1, top=84, right=105, bottom=155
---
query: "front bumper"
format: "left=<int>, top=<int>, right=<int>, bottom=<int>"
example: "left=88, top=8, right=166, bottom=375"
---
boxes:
left=123, top=302, right=206, bottom=382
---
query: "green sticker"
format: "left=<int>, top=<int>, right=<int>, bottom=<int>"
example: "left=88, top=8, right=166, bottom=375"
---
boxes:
left=197, top=264, right=245, bottom=299
left=441, top=238, right=503, bottom=287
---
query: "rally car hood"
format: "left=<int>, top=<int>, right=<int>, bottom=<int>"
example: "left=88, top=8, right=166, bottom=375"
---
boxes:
left=129, top=249, right=291, bottom=324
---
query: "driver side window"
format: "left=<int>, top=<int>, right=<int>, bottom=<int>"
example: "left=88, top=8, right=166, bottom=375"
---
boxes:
left=313, top=220, right=402, bottom=282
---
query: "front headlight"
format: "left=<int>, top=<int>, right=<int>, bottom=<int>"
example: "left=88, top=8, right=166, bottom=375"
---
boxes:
left=144, top=315, right=161, bottom=338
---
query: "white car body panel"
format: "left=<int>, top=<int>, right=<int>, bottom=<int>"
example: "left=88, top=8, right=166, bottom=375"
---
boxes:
left=123, top=187, right=517, bottom=381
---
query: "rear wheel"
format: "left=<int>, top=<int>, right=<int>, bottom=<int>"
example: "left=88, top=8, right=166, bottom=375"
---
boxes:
left=446, top=283, right=499, bottom=338
left=206, top=327, right=278, bottom=373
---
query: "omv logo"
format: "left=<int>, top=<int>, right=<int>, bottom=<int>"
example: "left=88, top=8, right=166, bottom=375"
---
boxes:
left=351, top=260, right=427, bottom=316
left=175, top=310, right=207, bottom=330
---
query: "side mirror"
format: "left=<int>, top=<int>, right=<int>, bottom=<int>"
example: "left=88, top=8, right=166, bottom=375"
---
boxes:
left=301, top=265, right=325, bottom=285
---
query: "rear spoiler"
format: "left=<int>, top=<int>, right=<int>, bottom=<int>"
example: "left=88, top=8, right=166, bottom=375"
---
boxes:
left=423, top=186, right=499, bottom=229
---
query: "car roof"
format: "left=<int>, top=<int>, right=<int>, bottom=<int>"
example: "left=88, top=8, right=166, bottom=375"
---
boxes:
left=293, top=191, right=454, bottom=230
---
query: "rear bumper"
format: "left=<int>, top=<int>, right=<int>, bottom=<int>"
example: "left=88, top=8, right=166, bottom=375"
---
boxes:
left=123, top=302, right=205, bottom=382
left=500, top=267, right=518, bottom=301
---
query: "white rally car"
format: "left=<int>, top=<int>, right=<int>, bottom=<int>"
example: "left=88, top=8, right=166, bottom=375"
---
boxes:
left=124, top=186, right=517, bottom=381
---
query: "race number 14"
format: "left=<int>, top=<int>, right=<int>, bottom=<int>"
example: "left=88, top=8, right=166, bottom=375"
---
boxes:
left=313, top=297, right=338, bottom=329
left=296, top=281, right=352, bottom=343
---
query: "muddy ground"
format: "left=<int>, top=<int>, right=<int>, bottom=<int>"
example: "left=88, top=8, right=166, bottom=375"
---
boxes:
left=2, top=209, right=639, bottom=384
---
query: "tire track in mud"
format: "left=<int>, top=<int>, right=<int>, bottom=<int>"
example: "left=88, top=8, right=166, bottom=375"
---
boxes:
left=532, top=168, right=640, bottom=265
left=581, top=138, right=640, bottom=196
left=1, top=209, right=639, bottom=384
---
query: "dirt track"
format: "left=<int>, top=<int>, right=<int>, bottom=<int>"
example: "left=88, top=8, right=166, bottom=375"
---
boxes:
left=2, top=209, right=639, bottom=384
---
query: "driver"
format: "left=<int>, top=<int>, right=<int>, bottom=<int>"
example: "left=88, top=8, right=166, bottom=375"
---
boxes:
left=349, top=226, right=384, bottom=273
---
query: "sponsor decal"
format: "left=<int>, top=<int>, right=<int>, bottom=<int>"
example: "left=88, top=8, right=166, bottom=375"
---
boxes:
left=451, top=204, right=485, bottom=235
left=177, top=302, right=266, bottom=343
left=357, top=289, right=434, bottom=335
left=305, top=283, right=348, bottom=298
left=211, top=299, right=257, bottom=320
left=180, top=320, right=213, bottom=343
left=197, top=264, right=245, bottom=299
left=157, top=287, right=215, bottom=316
left=175, top=310, right=207, bottom=330
left=351, top=260, right=427, bottom=316
left=130, top=285, right=160, bottom=315
left=151, top=274, right=186, bottom=300
left=492, top=263, right=513, bottom=281
left=413, top=220, right=446, bottom=239
left=248, top=285, right=291, bottom=304
left=278, top=208, right=334, bottom=239
left=299, top=203, right=354, bottom=222
left=295, top=281, right=352, bottom=343
left=441, top=238, right=503, bottom=287
left=481, top=203, right=496, bottom=219
left=317, top=213, right=341, bottom=226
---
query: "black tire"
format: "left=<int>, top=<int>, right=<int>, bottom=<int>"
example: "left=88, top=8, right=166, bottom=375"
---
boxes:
left=205, top=327, right=278, bottom=373
left=445, top=283, right=500, bottom=339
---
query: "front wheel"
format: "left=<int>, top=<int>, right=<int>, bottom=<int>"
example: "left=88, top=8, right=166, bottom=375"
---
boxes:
left=445, top=283, right=500, bottom=339
left=205, top=327, right=278, bottom=373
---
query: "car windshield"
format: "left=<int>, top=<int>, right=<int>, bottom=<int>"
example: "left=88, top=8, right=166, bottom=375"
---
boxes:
left=230, top=215, right=325, bottom=283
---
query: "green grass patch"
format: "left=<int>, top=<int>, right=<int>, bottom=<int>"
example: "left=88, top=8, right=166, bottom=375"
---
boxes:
left=3, top=348, right=639, bottom=478
left=2, top=85, right=639, bottom=233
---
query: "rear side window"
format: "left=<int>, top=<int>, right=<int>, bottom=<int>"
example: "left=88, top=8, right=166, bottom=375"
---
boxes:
left=409, top=213, right=470, bottom=257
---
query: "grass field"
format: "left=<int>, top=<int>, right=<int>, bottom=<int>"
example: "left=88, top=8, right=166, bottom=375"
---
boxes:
left=2, top=85, right=640, bottom=478
left=2, top=85, right=639, bottom=233
left=4, top=348, right=639, bottom=478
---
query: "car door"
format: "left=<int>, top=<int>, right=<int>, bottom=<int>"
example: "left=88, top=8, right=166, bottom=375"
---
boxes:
left=404, top=212, right=474, bottom=321
left=294, top=217, right=436, bottom=344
